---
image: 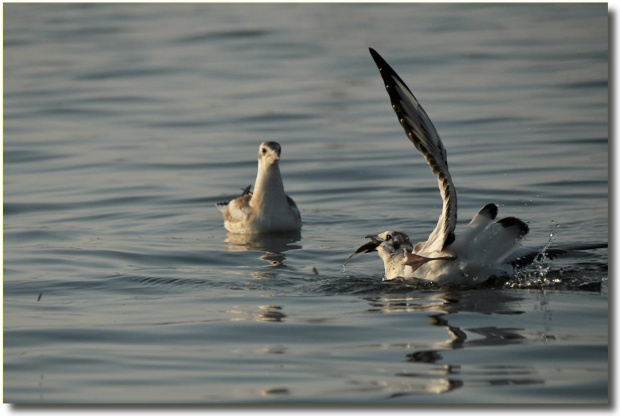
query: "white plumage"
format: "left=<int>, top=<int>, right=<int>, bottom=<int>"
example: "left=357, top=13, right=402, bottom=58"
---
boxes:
left=345, top=48, right=606, bottom=285
left=216, top=141, right=301, bottom=234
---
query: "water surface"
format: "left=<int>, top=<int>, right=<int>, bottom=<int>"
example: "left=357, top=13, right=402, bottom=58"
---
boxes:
left=4, top=4, right=608, bottom=404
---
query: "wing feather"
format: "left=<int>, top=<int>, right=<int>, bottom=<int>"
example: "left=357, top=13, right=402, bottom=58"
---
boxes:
left=224, top=194, right=251, bottom=222
left=216, top=185, right=253, bottom=222
left=369, top=48, right=456, bottom=253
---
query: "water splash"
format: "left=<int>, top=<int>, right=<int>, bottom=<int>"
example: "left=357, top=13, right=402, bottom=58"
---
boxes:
left=506, top=221, right=561, bottom=289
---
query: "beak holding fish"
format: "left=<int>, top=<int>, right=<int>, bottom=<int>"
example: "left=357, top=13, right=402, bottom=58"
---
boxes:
left=344, top=234, right=383, bottom=266
left=344, top=232, right=454, bottom=274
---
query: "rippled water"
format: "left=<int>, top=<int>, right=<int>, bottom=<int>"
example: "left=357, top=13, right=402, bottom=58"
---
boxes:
left=4, top=4, right=608, bottom=404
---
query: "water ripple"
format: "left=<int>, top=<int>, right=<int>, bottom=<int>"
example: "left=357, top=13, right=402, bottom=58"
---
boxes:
left=175, top=28, right=273, bottom=44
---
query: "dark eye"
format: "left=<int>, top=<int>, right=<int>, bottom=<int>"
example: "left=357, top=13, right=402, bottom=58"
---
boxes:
left=261, top=148, right=267, bottom=154
left=386, top=234, right=392, bottom=241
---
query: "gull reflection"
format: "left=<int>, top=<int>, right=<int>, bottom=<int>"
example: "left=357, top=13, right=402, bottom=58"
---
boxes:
left=365, top=290, right=544, bottom=398
left=365, top=289, right=526, bottom=316
left=381, top=377, right=464, bottom=397
left=254, top=305, right=286, bottom=322
left=224, top=231, right=301, bottom=275
left=227, top=304, right=286, bottom=323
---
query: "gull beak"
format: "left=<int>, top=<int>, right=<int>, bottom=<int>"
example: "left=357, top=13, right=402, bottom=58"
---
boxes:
left=343, top=235, right=383, bottom=266
left=269, top=150, right=280, bottom=163
left=365, top=234, right=384, bottom=244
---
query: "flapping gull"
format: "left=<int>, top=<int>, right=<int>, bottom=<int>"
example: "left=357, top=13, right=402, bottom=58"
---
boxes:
left=216, top=141, right=301, bottom=234
left=345, top=48, right=607, bottom=285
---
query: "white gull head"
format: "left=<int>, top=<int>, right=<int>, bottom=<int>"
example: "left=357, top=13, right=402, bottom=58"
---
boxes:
left=258, top=141, right=281, bottom=167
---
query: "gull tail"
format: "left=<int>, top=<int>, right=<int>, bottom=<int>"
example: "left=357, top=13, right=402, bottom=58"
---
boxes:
left=448, top=209, right=530, bottom=266
left=215, top=184, right=252, bottom=213
left=215, top=202, right=229, bottom=213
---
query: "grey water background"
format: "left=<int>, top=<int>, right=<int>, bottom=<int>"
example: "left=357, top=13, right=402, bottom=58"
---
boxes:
left=3, top=3, right=609, bottom=404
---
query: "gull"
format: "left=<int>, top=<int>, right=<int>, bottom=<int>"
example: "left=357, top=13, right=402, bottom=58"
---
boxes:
left=216, top=141, right=301, bottom=234
left=345, top=48, right=607, bottom=285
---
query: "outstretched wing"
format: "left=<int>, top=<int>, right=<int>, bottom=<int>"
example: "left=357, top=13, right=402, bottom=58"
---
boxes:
left=369, top=48, right=456, bottom=253
left=503, top=243, right=608, bottom=269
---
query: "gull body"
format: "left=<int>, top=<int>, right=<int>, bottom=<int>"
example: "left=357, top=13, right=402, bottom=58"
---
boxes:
left=216, top=141, right=301, bottom=234
left=346, top=49, right=607, bottom=285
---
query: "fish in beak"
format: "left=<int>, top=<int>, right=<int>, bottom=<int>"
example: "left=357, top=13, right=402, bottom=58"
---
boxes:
left=344, top=234, right=383, bottom=266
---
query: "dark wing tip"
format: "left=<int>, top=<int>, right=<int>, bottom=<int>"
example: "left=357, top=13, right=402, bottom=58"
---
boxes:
left=481, top=203, right=499, bottom=220
left=285, top=195, right=298, bottom=209
left=368, top=48, right=397, bottom=79
left=368, top=48, right=399, bottom=81
left=497, top=216, right=529, bottom=237
left=369, top=47, right=382, bottom=64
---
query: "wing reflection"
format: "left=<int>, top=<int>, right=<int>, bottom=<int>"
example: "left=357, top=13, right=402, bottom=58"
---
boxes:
left=228, top=304, right=287, bottom=323
left=365, top=290, right=544, bottom=398
left=254, top=305, right=286, bottom=322
left=365, top=289, right=525, bottom=316
left=224, top=231, right=301, bottom=274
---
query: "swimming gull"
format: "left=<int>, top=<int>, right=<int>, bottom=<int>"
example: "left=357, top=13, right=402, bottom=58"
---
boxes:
left=345, top=48, right=607, bottom=284
left=216, top=141, right=301, bottom=234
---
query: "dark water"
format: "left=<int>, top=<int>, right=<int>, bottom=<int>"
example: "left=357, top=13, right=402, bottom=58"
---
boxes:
left=4, top=4, right=608, bottom=404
